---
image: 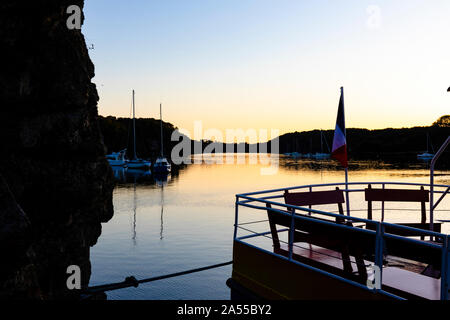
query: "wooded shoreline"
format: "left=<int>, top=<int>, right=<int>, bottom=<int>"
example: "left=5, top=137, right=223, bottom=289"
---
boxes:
left=99, top=116, right=450, bottom=166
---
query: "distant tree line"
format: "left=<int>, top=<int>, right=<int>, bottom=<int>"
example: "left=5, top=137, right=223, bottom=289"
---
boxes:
left=433, top=115, right=450, bottom=127
left=276, top=126, right=449, bottom=161
left=99, top=116, right=450, bottom=164
left=98, top=116, right=178, bottom=160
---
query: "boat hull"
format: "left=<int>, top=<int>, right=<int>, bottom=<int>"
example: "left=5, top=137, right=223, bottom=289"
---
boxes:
left=230, top=240, right=391, bottom=300
left=312, top=153, right=330, bottom=159
left=153, top=165, right=171, bottom=174
left=108, top=160, right=127, bottom=166
left=417, top=153, right=434, bottom=160
left=127, top=160, right=152, bottom=169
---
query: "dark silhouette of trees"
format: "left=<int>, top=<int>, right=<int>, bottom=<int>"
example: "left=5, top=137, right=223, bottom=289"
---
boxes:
left=99, top=115, right=449, bottom=164
left=99, top=116, right=177, bottom=160
left=433, top=115, right=450, bottom=127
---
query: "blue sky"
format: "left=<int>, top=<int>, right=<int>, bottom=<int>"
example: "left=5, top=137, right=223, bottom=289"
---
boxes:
left=83, top=0, right=450, bottom=137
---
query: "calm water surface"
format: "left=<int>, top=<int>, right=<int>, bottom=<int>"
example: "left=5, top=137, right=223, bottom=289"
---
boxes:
left=90, top=154, right=450, bottom=299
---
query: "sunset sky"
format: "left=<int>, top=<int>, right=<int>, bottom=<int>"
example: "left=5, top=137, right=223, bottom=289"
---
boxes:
left=84, top=0, right=450, bottom=140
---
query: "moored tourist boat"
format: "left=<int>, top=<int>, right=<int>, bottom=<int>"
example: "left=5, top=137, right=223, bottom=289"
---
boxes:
left=228, top=138, right=450, bottom=300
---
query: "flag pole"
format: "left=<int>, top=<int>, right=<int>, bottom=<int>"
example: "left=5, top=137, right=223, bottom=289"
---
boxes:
left=331, top=86, right=350, bottom=215
left=345, top=166, right=350, bottom=216
left=341, top=86, right=350, bottom=216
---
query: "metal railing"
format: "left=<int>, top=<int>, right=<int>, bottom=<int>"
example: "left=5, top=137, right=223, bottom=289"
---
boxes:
left=234, top=181, right=450, bottom=300
left=430, top=136, right=450, bottom=232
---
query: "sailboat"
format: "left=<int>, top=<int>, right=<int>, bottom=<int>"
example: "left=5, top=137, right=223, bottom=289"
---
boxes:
left=153, top=103, right=171, bottom=174
left=417, top=133, right=435, bottom=160
left=127, top=90, right=152, bottom=169
left=312, top=130, right=331, bottom=159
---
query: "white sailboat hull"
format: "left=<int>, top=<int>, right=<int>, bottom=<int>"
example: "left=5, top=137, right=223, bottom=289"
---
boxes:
left=127, top=160, right=152, bottom=169
left=312, top=153, right=330, bottom=159
left=153, top=157, right=171, bottom=173
left=108, top=159, right=127, bottom=166
left=417, top=153, right=434, bottom=160
left=153, top=164, right=171, bottom=173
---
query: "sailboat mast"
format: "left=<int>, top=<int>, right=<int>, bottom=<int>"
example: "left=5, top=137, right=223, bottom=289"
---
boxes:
left=133, top=90, right=137, bottom=160
left=160, top=103, right=164, bottom=157
left=320, top=130, right=323, bottom=153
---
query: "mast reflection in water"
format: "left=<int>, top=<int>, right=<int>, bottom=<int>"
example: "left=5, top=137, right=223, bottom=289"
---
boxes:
left=92, top=156, right=448, bottom=299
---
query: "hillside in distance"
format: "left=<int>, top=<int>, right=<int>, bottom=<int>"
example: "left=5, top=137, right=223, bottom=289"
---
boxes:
left=99, top=115, right=450, bottom=165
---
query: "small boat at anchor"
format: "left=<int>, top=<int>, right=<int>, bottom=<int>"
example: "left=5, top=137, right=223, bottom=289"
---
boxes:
left=312, top=130, right=331, bottom=159
left=153, top=157, right=171, bottom=173
left=106, top=149, right=127, bottom=166
left=127, top=90, right=151, bottom=169
left=417, top=133, right=435, bottom=160
left=284, top=152, right=302, bottom=158
left=127, top=159, right=152, bottom=169
left=312, top=152, right=330, bottom=160
left=153, top=103, right=171, bottom=174
left=417, top=152, right=435, bottom=160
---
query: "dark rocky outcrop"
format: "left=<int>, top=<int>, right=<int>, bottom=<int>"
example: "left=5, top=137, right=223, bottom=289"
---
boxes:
left=0, top=1, right=114, bottom=299
left=0, top=174, right=40, bottom=299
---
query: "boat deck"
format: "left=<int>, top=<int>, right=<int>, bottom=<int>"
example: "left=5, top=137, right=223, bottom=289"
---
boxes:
left=276, top=243, right=441, bottom=300
left=231, top=181, right=450, bottom=300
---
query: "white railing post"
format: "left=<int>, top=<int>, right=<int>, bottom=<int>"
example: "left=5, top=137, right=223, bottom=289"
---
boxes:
left=234, top=196, right=239, bottom=240
left=440, top=235, right=449, bottom=300
left=309, top=186, right=313, bottom=216
left=289, top=210, right=295, bottom=261
left=382, top=183, right=385, bottom=222
left=430, top=136, right=450, bottom=232
left=375, top=222, right=384, bottom=290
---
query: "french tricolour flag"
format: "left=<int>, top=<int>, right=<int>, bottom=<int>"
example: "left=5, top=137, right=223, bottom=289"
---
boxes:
left=331, top=87, right=348, bottom=168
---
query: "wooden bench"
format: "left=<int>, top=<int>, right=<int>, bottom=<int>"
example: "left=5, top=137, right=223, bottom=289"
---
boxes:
left=365, top=185, right=442, bottom=239
left=266, top=188, right=444, bottom=290
left=267, top=188, right=370, bottom=282
left=364, top=185, right=443, bottom=274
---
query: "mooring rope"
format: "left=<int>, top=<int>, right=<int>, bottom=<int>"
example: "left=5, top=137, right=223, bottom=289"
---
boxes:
left=83, top=261, right=233, bottom=294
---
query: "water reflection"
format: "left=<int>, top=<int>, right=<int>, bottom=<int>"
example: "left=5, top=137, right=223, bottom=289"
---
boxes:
left=125, top=168, right=153, bottom=183
left=110, top=166, right=152, bottom=184
left=159, top=182, right=165, bottom=240
left=278, top=156, right=433, bottom=172
left=110, top=167, right=172, bottom=244
left=154, top=173, right=171, bottom=187
left=111, top=166, right=179, bottom=186
left=132, top=183, right=137, bottom=245
left=153, top=172, right=170, bottom=241
left=110, top=157, right=438, bottom=185
left=112, top=166, right=127, bottom=181
left=93, top=155, right=449, bottom=300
